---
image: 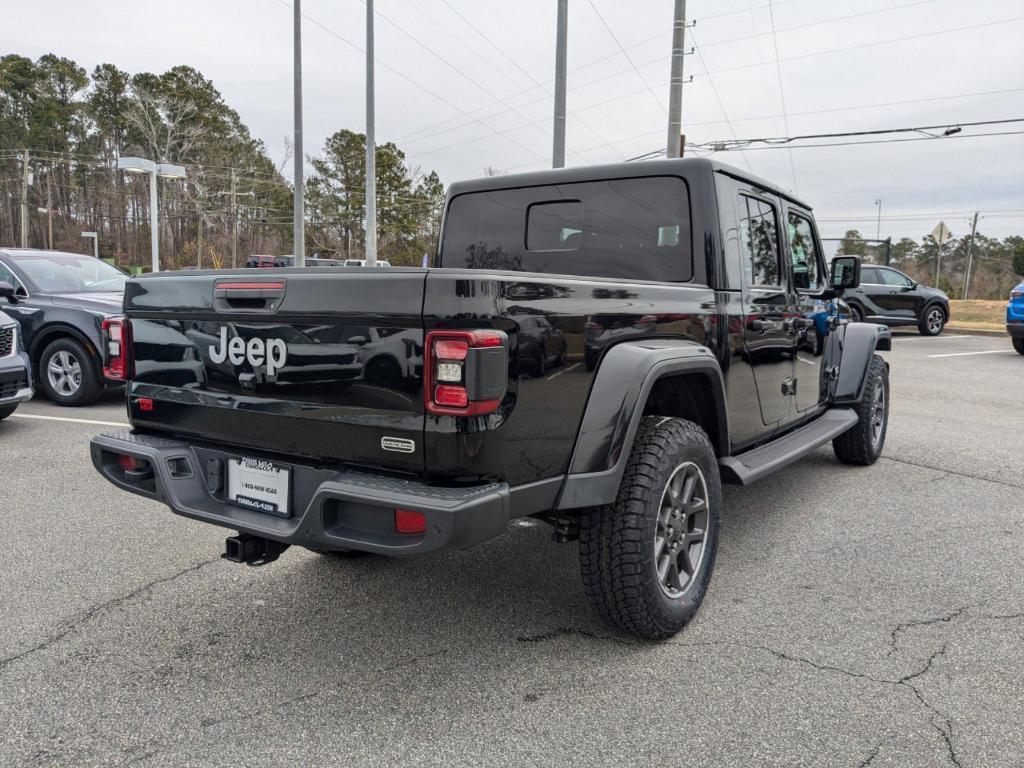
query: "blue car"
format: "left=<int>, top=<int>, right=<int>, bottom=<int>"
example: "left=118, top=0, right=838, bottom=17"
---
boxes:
left=1009, top=282, right=1024, bottom=355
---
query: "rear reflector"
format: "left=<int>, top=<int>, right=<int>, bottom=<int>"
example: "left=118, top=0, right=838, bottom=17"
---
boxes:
left=117, top=454, right=139, bottom=471
left=395, top=508, right=426, bottom=535
left=435, top=384, right=469, bottom=407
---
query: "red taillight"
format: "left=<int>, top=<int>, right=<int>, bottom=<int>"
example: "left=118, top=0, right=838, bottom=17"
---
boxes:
left=117, top=453, right=139, bottom=471
left=101, top=317, right=131, bottom=380
left=395, top=508, right=426, bottom=534
left=435, top=384, right=469, bottom=407
left=424, top=330, right=507, bottom=416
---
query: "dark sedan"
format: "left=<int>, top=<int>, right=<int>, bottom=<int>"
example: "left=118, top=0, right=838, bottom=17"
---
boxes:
left=0, top=249, right=126, bottom=406
left=840, top=264, right=950, bottom=336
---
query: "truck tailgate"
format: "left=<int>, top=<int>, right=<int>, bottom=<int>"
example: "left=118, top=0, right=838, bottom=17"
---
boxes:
left=124, top=268, right=426, bottom=473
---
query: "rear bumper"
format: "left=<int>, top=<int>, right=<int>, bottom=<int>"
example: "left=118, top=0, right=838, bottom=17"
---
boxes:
left=89, top=431, right=512, bottom=556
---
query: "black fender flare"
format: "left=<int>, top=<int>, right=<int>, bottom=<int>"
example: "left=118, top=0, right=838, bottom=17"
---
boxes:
left=833, top=322, right=891, bottom=405
left=556, top=339, right=728, bottom=510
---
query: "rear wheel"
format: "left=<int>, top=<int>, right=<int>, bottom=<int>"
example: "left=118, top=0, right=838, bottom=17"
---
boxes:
left=919, top=305, right=945, bottom=336
left=833, top=354, right=889, bottom=465
left=1013, top=337, right=1024, bottom=355
left=38, top=337, right=102, bottom=406
left=0, top=404, right=17, bottom=421
left=579, top=417, right=721, bottom=640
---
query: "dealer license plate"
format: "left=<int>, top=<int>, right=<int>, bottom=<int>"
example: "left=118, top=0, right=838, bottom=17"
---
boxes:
left=227, top=457, right=291, bottom=517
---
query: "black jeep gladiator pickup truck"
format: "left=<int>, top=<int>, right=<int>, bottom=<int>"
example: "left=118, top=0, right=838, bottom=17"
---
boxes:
left=91, top=158, right=891, bottom=639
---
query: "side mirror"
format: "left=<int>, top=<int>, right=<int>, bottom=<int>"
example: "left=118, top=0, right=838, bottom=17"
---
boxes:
left=831, top=256, right=860, bottom=293
left=0, top=281, right=16, bottom=303
left=347, top=335, right=368, bottom=346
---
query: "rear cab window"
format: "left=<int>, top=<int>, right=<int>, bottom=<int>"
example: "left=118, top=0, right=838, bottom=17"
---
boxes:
left=440, top=176, right=692, bottom=282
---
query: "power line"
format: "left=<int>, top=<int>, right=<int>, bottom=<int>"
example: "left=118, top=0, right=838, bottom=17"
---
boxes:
left=587, top=0, right=667, bottom=116
left=766, top=0, right=798, bottom=192
left=687, top=30, right=751, bottom=171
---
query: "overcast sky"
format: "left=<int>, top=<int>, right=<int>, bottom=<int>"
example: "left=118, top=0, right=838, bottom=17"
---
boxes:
left=5, top=0, right=1024, bottom=240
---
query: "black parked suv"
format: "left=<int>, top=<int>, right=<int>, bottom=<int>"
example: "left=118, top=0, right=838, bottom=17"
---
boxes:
left=0, top=249, right=127, bottom=406
left=90, top=159, right=891, bottom=639
left=841, top=264, right=949, bottom=336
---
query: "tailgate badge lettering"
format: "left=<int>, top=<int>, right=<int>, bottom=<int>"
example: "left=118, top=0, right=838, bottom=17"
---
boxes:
left=209, top=327, right=287, bottom=378
left=381, top=436, right=416, bottom=454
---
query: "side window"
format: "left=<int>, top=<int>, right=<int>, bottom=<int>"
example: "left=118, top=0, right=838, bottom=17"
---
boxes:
left=786, top=212, right=822, bottom=291
left=0, top=261, right=17, bottom=288
left=879, top=269, right=912, bottom=287
left=861, top=267, right=881, bottom=284
left=738, top=195, right=781, bottom=286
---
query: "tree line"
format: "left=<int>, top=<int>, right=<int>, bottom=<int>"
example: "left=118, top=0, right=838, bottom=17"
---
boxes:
left=0, top=54, right=444, bottom=269
left=836, top=228, right=1023, bottom=300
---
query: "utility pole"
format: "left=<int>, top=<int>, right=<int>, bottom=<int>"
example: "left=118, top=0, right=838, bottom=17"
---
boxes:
left=197, top=206, right=204, bottom=269
left=874, top=198, right=882, bottom=240
left=293, top=0, right=305, bottom=265
left=552, top=0, right=568, bottom=168
left=46, top=166, right=53, bottom=249
left=217, top=170, right=253, bottom=268
left=365, top=0, right=378, bottom=265
left=666, top=0, right=687, bottom=158
left=962, top=211, right=980, bottom=300
left=20, top=149, right=29, bottom=248
left=148, top=166, right=159, bottom=272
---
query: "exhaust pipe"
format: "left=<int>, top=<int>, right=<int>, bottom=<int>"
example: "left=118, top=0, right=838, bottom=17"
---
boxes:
left=222, top=534, right=289, bottom=566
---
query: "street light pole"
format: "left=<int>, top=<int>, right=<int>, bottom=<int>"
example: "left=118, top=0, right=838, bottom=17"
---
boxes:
left=117, top=157, right=186, bottom=273
left=365, top=0, right=377, bottom=265
left=552, top=0, right=568, bottom=168
left=874, top=198, right=882, bottom=240
left=293, top=0, right=305, bottom=265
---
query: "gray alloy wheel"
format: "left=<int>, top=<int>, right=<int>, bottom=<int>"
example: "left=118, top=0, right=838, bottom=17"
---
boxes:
left=654, top=461, right=710, bottom=598
left=919, top=306, right=945, bottom=336
left=46, top=349, right=83, bottom=397
left=869, top=377, right=887, bottom=453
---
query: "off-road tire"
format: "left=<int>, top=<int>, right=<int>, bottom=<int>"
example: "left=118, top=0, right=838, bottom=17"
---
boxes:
left=918, top=305, right=945, bottom=336
left=38, top=337, right=102, bottom=406
left=1012, top=337, right=1024, bottom=355
left=833, top=354, right=889, bottom=465
left=848, top=303, right=864, bottom=323
left=0, top=404, right=18, bottom=421
left=579, top=417, right=721, bottom=640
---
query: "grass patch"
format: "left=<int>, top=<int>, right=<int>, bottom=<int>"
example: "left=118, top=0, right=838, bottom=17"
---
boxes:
left=948, top=300, right=1005, bottom=328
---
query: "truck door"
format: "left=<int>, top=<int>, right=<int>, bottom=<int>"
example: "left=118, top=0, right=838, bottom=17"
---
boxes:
left=784, top=207, right=829, bottom=413
left=737, top=192, right=795, bottom=427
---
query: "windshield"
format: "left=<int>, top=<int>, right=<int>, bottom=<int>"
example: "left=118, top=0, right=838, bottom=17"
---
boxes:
left=14, top=255, right=128, bottom=294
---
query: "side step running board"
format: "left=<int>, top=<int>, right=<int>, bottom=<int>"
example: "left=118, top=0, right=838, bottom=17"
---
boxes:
left=719, top=408, right=858, bottom=486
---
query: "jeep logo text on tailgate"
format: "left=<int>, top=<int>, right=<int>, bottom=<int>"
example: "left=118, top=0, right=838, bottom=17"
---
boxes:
left=209, top=327, right=287, bottom=377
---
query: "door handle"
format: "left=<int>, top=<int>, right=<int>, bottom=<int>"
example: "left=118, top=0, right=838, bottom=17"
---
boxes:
left=749, top=319, right=775, bottom=333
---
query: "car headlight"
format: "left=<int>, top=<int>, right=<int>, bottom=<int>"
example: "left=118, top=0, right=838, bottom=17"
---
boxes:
left=1012, top=289, right=1024, bottom=299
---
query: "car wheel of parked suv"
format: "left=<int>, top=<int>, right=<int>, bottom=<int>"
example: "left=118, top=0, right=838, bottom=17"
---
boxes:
left=833, top=354, right=889, bottom=465
left=579, top=416, right=721, bottom=640
left=848, top=303, right=863, bottom=323
left=918, top=306, right=945, bottom=336
left=39, top=337, right=102, bottom=406
left=1012, top=337, right=1024, bottom=355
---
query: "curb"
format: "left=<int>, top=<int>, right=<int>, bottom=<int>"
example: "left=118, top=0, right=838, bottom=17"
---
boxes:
left=944, top=325, right=1007, bottom=337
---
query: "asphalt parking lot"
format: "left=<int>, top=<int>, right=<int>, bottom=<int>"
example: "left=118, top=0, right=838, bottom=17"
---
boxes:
left=1, top=333, right=1021, bottom=767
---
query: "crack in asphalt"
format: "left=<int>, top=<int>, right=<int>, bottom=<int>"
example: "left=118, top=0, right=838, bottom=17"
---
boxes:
left=0, top=557, right=221, bottom=673
left=857, top=740, right=884, bottom=767
left=887, top=604, right=980, bottom=657
left=519, top=605, right=1024, bottom=768
left=880, top=456, right=1022, bottom=491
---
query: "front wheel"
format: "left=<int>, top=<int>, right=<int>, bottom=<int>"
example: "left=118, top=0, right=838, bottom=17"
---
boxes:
left=919, top=305, right=945, bottom=336
left=833, top=354, right=889, bottom=465
left=848, top=304, right=864, bottom=323
left=579, top=417, right=721, bottom=640
left=38, top=337, right=102, bottom=406
left=1012, top=337, right=1024, bottom=355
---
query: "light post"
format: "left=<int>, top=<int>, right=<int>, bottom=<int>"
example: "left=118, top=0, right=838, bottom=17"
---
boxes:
left=116, top=157, right=187, bottom=273
left=81, top=231, right=98, bottom=259
left=874, top=198, right=882, bottom=240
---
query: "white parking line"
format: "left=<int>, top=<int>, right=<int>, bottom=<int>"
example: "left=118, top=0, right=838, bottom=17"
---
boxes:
left=927, top=350, right=1008, bottom=359
left=546, top=362, right=581, bottom=381
left=895, top=334, right=969, bottom=341
left=10, top=413, right=129, bottom=427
